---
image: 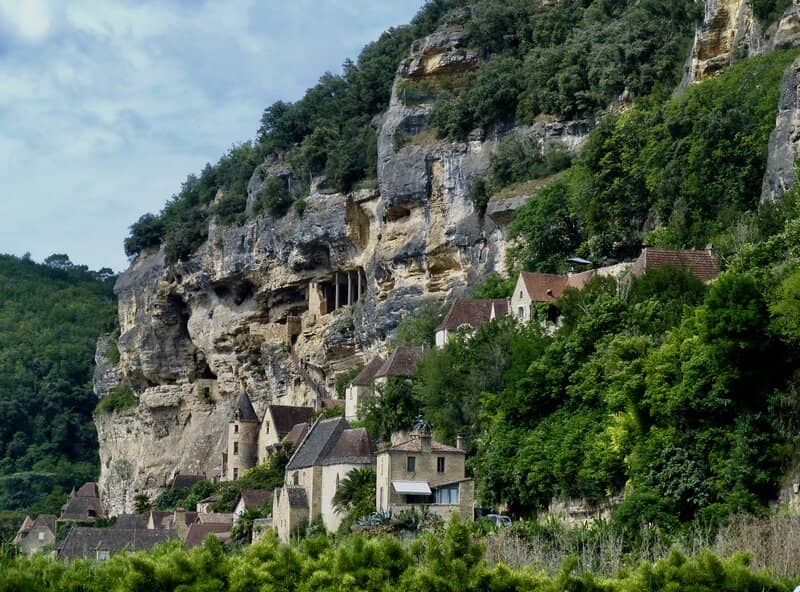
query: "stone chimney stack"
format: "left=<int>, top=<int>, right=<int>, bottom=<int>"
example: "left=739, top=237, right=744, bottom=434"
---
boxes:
left=174, top=508, right=188, bottom=539
left=456, top=435, right=465, bottom=450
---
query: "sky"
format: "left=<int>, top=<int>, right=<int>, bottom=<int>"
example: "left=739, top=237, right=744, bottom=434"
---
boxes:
left=0, top=0, right=425, bottom=272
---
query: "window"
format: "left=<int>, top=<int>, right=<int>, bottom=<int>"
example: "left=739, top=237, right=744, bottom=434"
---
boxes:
left=38, top=531, right=45, bottom=541
left=336, top=474, right=340, bottom=490
left=234, top=424, right=239, bottom=434
left=233, top=442, right=239, bottom=455
left=265, top=422, right=270, bottom=433
left=519, top=290, right=522, bottom=298
left=233, top=468, right=239, bottom=481
left=293, top=472, right=299, bottom=485
left=97, top=550, right=110, bottom=561
left=406, top=456, right=416, bottom=472
left=437, top=457, right=445, bottom=473
left=517, top=306, right=524, bottom=319
left=435, top=484, right=459, bottom=505
left=379, top=486, right=384, bottom=510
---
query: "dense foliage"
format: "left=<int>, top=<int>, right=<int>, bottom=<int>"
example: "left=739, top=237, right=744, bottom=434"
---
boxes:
left=0, top=516, right=795, bottom=591
left=124, top=0, right=468, bottom=263
left=510, top=50, right=799, bottom=272
left=430, top=0, right=701, bottom=137
left=0, top=254, right=116, bottom=525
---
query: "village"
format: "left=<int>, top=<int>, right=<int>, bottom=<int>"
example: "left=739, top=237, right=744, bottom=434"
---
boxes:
left=12, top=247, right=720, bottom=560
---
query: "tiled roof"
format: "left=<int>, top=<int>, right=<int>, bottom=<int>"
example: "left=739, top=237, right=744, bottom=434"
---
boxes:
left=286, top=417, right=347, bottom=470
left=148, top=511, right=172, bottom=530
left=350, top=356, right=385, bottom=386
left=519, top=272, right=568, bottom=302
left=16, top=516, right=33, bottom=535
left=385, top=435, right=465, bottom=454
left=57, top=527, right=175, bottom=560
left=438, top=299, right=509, bottom=331
left=113, top=514, right=149, bottom=530
left=633, top=248, right=720, bottom=283
left=565, top=270, right=596, bottom=290
left=267, top=405, right=314, bottom=437
left=60, top=496, right=105, bottom=521
left=374, top=347, right=422, bottom=379
left=196, top=513, right=234, bottom=525
left=284, top=423, right=309, bottom=448
left=323, top=428, right=375, bottom=465
left=319, top=398, right=345, bottom=411
left=236, top=489, right=270, bottom=511
left=76, top=482, right=100, bottom=498
left=232, top=392, right=259, bottom=423
left=183, top=523, right=231, bottom=549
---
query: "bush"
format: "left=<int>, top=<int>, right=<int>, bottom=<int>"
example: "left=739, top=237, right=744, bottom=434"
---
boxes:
left=255, top=177, right=293, bottom=218
left=95, top=383, right=137, bottom=414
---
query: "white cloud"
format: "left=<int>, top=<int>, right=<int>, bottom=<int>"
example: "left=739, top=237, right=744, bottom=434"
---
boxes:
left=0, top=0, right=425, bottom=271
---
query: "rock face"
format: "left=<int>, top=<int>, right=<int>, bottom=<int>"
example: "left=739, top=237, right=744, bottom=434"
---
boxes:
left=691, top=0, right=800, bottom=81
left=762, top=57, right=800, bottom=202
left=97, top=19, right=575, bottom=515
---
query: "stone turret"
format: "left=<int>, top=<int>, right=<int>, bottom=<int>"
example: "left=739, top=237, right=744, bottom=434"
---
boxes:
left=225, top=393, right=260, bottom=481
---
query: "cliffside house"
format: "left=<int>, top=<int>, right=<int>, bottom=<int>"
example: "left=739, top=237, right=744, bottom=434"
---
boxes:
left=435, top=299, right=509, bottom=348
left=510, top=271, right=596, bottom=325
left=57, top=527, right=175, bottom=561
left=167, top=473, right=205, bottom=491
left=233, top=489, right=270, bottom=520
left=223, top=393, right=316, bottom=481
left=13, top=514, right=56, bottom=557
left=59, top=482, right=106, bottom=523
left=373, top=347, right=422, bottom=388
left=629, top=247, right=720, bottom=283
left=376, top=425, right=474, bottom=522
left=272, top=416, right=375, bottom=542
left=257, top=404, right=314, bottom=465
left=344, top=356, right=384, bottom=420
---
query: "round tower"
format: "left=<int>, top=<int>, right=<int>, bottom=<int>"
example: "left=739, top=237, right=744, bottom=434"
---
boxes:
left=226, top=392, right=260, bottom=481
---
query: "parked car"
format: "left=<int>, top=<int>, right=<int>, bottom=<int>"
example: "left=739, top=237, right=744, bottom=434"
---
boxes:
left=483, top=514, right=512, bottom=527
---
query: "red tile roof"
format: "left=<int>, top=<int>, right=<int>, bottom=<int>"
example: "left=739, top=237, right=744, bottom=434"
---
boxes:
left=632, top=248, right=720, bottom=283
left=519, top=272, right=568, bottom=302
left=437, top=299, right=509, bottom=331
left=284, top=422, right=309, bottom=448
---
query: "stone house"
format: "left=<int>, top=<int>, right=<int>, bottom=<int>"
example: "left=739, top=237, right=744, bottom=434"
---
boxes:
left=373, top=347, right=422, bottom=389
left=376, top=425, right=474, bottom=522
left=59, top=482, right=106, bottom=523
left=233, top=489, right=270, bottom=520
left=435, top=299, right=509, bottom=348
left=272, top=416, right=375, bottom=542
left=57, top=527, right=175, bottom=561
left=344, top=356, right=384, bottom=420
left=257, top=405, right=314, bottom=465
left=13, top=514, right=56, bottom=557
left=510, top=270, right=596, bottom=325
left=223, top=393, right=315, bottom=481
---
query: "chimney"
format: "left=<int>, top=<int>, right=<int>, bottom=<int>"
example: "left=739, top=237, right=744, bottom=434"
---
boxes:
left=174, top=508, right=188, bottom=539
left=420, top=432, right=431, bottom=453
left=456, top=435, right=465, bottom=451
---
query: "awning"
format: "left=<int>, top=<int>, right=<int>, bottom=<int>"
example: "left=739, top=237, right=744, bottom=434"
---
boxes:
left=392, top=480, right=431, bottom=495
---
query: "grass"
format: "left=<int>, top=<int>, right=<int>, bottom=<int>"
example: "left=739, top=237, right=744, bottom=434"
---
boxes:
left=489, top=170, right=568, bottom=201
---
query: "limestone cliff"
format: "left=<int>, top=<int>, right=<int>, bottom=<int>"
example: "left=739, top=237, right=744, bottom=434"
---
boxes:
left=690, top=0, right=800, bottom=81
left=96, top=20, right=593, bottom=515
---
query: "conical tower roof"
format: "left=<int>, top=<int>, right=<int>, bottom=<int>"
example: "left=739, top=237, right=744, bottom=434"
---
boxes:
left=232, top=392, right=259, bottom=423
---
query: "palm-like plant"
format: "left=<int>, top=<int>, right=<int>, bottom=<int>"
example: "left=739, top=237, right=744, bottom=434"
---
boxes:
left=332, top=468, right=376, bottom=516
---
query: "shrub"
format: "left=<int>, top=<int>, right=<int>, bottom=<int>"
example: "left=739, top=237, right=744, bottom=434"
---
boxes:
left=95, top=383, right=137, bottom=414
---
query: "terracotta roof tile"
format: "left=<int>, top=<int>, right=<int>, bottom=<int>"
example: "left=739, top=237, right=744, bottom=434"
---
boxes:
left=350, top=356, right=385, bottom=386
left=284, top=423, right=309, bottom=448
left=633, top=248, right=720, bottom=283
left=76, top=482, right=100, bottom=498
left=374, top=347, right=422, bottom=379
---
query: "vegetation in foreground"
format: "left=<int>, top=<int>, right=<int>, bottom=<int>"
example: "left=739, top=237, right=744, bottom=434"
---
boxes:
left=0, top=254, right=116, bottom=532
left=1, top=516, right=799, bottom=591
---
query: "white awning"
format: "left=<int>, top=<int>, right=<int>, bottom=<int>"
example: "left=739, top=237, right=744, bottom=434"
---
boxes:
left=392, top=480, right=431, bottom=495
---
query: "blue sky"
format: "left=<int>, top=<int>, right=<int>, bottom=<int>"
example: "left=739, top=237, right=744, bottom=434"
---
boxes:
left=0, top=0, right=424, bottom=272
